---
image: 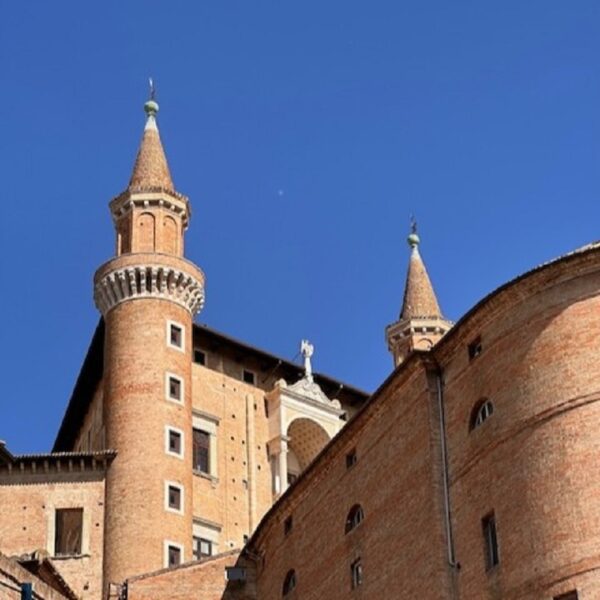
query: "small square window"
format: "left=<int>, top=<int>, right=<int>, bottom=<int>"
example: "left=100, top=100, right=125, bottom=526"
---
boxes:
left=193, top=536, right=213, bottom=559
left=194, top=349, right=206, bottom=365
left=554, top=592, right=578, bottom=600
left=284, top=516, right=293, bottom=536
left=166, top=483, right=183, bottom=513
left=166, top=428, right=183, bottom=457
left=468, top=336, right=483, bottom=360
left=168, top=322, right=184, bottom=350
left=167, top=544, right=182, bottom=567
left=351, top=558, right=363, bottom=589
left=242, top=369, right=256, bottom=385
left=167, top=374, right=183, bottom=403
left=346, top=449, right=357, bottom=469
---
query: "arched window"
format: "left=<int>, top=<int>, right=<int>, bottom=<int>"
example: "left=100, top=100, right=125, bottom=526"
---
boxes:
left=345, top=504, right=365, bottom=534
left=282, top=569, right=296, bottom=596
left=470, top=398, right=494, bottom=431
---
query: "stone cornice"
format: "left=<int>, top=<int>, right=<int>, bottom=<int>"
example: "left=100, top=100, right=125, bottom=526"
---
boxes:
left=109, top=189, right=190, bottom=228
left=94, top=260, right=205, bottom=317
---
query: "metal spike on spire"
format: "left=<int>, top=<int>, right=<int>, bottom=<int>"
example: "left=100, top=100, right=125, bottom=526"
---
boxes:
left=408, top=215, right=420, bottom=249
left=149, top=77, right=156, bottom=101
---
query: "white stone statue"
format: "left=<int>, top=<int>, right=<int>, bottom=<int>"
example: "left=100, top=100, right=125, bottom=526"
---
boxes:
left=301, top=339, right=314, bottom=382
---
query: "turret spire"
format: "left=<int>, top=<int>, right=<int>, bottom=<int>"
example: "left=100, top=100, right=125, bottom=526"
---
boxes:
left=128, top=81, right=174, bottom=192
left=385, top=221, right=452, bottom=367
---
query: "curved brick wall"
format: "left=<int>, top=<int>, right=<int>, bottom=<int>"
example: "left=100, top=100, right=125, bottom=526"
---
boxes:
left=102, top=298, right=194, bottom=587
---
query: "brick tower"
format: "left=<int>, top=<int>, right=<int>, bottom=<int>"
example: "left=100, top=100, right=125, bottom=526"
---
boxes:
left=94, top=94, right=205, bottom=591
left=385, top=223, right=452, bottom=366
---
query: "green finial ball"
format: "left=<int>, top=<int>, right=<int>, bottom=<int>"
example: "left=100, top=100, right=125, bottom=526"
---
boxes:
left=144, top=99, right=159, bottom=116
left=407, top=232, right=420, bottom=248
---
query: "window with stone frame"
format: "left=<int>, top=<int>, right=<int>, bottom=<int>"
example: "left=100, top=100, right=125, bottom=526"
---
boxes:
left=193, top=428, right=210, bottom=474
left=193, top=536, right=213, bottom=560
left=167, top=543, right=182, bottom=568
left=54, top=508, right=83, bottom=556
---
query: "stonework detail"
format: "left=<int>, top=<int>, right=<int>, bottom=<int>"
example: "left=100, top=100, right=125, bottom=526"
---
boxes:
left=94, top=263, right=205, bottom=316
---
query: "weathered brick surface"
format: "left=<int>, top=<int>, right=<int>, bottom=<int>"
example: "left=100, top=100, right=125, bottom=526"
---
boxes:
left=126, top=551, right=255, bottom=600
left=0, top=552, right=69, bottom=599
left=103, top=298, right=194, bottom=587
left=0, top=475, right=105, bottom=599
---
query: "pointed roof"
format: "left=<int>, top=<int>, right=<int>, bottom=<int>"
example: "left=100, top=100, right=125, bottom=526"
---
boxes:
left=128, top=98, right=174, bottom=192
left=400, top=227, right=443, bottom=320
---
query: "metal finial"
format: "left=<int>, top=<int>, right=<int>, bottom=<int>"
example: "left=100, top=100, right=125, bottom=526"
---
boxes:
left=144, top=78, right=159, bottom=118
left=407, top=215, right=420, bottom=249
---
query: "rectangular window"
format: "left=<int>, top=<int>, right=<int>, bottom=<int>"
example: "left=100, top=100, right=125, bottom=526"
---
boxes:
left=165, top=482, right=184, bottom=514
left=242, top=369, right=256, bottom=385
left=167, top=321, right=184, bottom=351
left=194, top=349, right=206, bottom=365
left=346, top=449, right=357, bottom=469
left=193, top=429, right=210, bottom=474
left=165, top=542, right=183, bottom=568
left=284, top=516, right=293, bottom=535
left=166, top=373, right=183, bottom=403
left=193, top=536, right=213, bottom=560
left=468, top=336, right=483, bottom=360
left=482, top=512, right=499, bottom=570
left=165, top=426, right=183, bottom=458
left=554, top=593, right=578, bottom=600
left=54, top=508, right=83, bottom=556
left=351, top=558, right=363, bottom=589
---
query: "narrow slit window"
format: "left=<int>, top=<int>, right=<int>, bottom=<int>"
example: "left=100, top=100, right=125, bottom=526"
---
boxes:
left=350, top=558, right=363, bottom=589
left=482, top=512, right=499, bottom=570
left=345, top=505, right=364, bottom=534
left=468, top=336, right=483, bottom=360
left=346, top=449, right=357, bottom=469
left=284, top=516, right=293, bottom=536
left=54, top=508, right=83, bottom=556
left=282, top=570, right=296, bottom=596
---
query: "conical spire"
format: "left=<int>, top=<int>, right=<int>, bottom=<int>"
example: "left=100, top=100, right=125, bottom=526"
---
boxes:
left=400, top=225, right=443, bottom=320
left=128, top=86, right=174, bottom=192
left=386, top=220, right=452, bottom=367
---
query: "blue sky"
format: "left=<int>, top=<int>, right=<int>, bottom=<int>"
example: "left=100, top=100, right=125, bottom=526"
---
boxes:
left=1, top=2, right=599, bottom=453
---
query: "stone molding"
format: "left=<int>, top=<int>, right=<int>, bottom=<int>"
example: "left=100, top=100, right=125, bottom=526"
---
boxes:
left=110, top=189, right=190, bottom=228
left=94, top=262, right=205, bottom=316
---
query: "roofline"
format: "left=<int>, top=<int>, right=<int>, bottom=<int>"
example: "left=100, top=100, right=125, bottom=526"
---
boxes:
left=433, top=240, right=600, bottom=357
left=53, top=320, right=369, bottom=451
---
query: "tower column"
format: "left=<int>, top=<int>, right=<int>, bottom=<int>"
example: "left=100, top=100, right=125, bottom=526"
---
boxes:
left=95, top=94, right=205, bottom=592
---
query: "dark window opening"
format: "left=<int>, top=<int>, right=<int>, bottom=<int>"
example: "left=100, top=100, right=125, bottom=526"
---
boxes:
left=282, top=569, right=296, bottom=596
left=168, top=545, right=181, bottom=567
left=193, top=429, right=210, bottom=474
left=284, top=516, right=293, bottom=536
left=470, top=399, right=494, bottom=431
left=194, top=349, right=206, bottom=365
left=168, top=485, right=182, bottom=511
left=351, top=558, right=363, bottom=589
left=345, top=505, right=365, bottom=534
left=243, top=369, right=256, bottom=385
left=170, top=324, right=183, bottom=348
left=54, top=508, right=83, bottom=556
left=287, top=473, right=298, bottom=486
left=168, top=429, right=182, bottom=454
left=554, top=592, right=578, bottom=600
left=193, top=536, right=213, bottom=560
left=168, top=376, right=182, bottom=401
left=468, top=336, right=483, bottom=360
left=346, top=449, right=357, bottom=469
left=482, top=512, right=499, bottom=570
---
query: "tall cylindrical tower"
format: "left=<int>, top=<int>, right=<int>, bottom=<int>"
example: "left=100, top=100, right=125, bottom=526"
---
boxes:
left=94, top=97, right=205, bottom=591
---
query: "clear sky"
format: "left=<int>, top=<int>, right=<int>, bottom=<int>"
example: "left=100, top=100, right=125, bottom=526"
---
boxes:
left=1, top=2, right=599, bottom=453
